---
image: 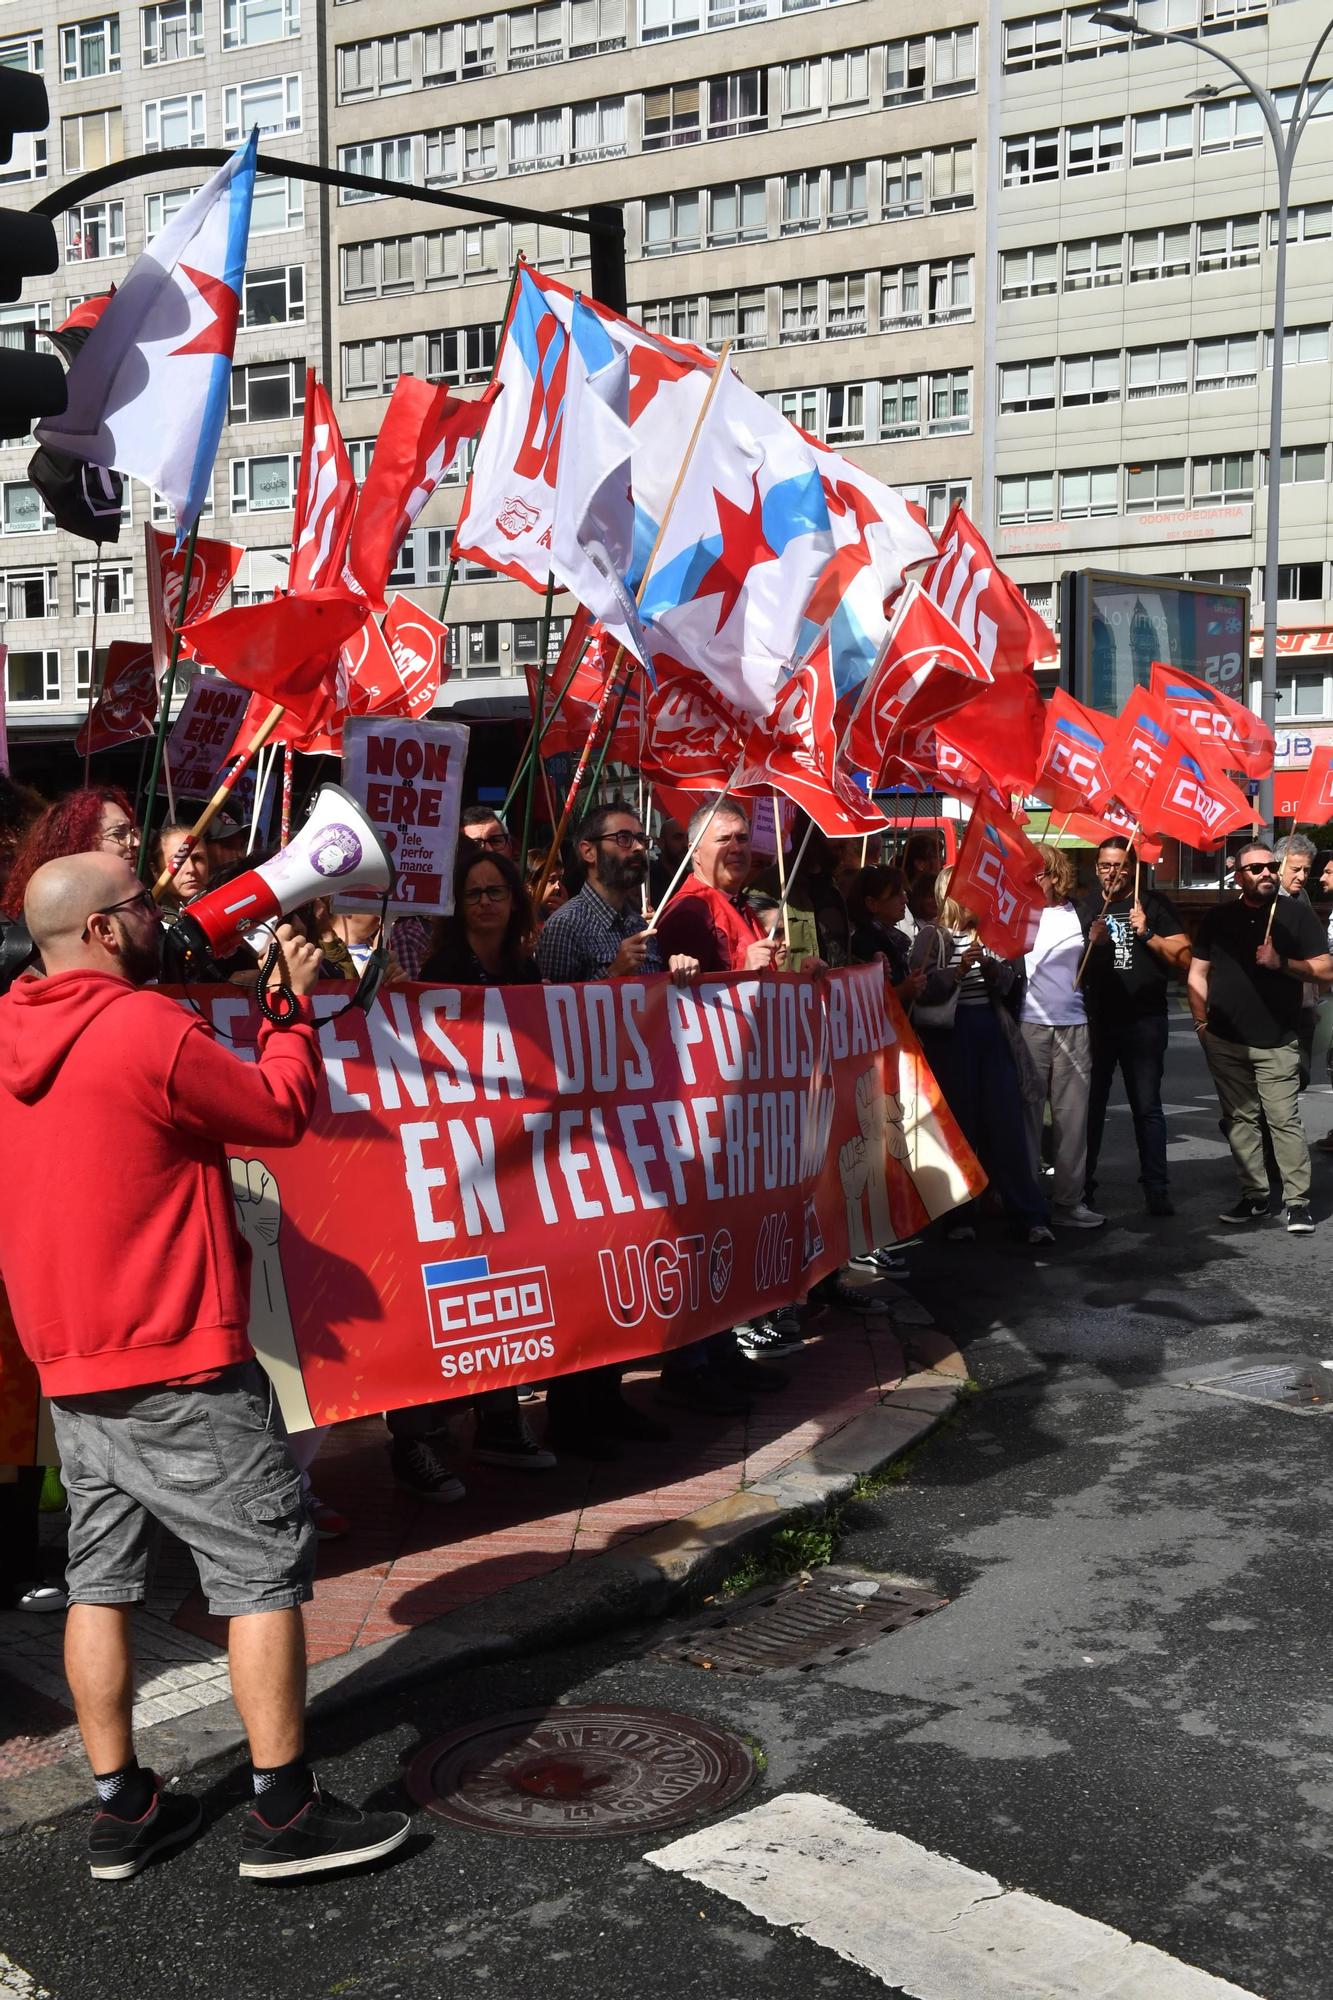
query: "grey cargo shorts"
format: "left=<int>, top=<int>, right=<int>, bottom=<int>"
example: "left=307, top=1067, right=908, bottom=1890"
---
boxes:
left=50, top=1360, right=316, bottom=1617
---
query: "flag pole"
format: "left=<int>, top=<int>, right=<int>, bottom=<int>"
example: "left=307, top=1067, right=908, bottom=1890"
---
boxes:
left=520, top=573, right=557, bottom=860
left=645, top=756, right=747, bottom=931
left=773, top=790, right=793, bottom=949
left=80, top=543, right=104, bottom=785
left=439, top=253, right=526, bottom=625
left=501, top=626, right=595, bottom=821
left=530, top=646, right=634, bottom=910
left=1074, top=822, right=1139, bottom=988
left=280, top=743, right=294, bottom=847
left=153, top=699, right=286, bottom=898
left=775, top=816, right=817, bottom=933
left=137, top=515, right=201, bottom=878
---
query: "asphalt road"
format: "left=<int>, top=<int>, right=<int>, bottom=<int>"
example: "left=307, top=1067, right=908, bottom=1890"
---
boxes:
left=2, top=1014, right=1330, bottom=2000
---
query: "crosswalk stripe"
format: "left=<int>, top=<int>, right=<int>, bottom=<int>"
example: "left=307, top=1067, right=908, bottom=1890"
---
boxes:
left=0, top=1955, right=52, bottom=2000
left=647, top=1793, right=1264, bottom=2000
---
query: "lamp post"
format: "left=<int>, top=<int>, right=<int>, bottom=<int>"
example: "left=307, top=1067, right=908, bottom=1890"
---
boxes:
left=1092, top=7, right=1333, bottom=833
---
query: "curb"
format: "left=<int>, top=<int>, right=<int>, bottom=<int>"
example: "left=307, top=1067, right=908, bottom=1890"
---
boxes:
left=0, top=1349, right=966, bottom=1838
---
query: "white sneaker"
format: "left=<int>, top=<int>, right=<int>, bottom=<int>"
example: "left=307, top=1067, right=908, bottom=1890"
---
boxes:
left=1052, top=1203, right=1106, bottom=1230
left=1027, top=1225, right=1056, bottom=1245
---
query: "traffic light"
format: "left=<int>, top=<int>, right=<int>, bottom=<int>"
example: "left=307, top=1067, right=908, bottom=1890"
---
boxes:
left=0, top=69, right=66, bottom=439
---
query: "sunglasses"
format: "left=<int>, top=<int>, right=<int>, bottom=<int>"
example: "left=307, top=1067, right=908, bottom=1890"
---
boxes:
left=1240, top=863, right=1277, bottom=875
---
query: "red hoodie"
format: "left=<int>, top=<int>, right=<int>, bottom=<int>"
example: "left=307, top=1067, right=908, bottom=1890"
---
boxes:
left=0, top=971, right=320, bottom=1398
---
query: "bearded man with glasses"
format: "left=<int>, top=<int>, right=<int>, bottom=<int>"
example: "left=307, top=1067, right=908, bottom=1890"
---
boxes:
left=1189, top=841, right=1333, bottom=1234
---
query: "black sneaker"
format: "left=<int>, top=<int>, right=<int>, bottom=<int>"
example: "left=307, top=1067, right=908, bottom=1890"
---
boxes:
left=734, top=1317, right=803, bottom=1357
left=471, top=1413, right=557, bottom=1471
left=1285, top=1203, right=1315, bottom=1235
left=1145, top=1190, right=1176, bottom=1218
left=390, top=1439, right=466, bottom=1504
left=239, top=1782, right=410, bottom=1881
left=89, top=1780, right=203, bottom=1881
left=1218, top=1198, right=1271, bottom=1225
left=809, top=1275, right=888, bottom=1317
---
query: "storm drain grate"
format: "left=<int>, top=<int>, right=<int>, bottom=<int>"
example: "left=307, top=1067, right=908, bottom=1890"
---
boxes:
left=1187, top=1358, right=1333, bottom=1415
left=654, top=1566, right=948, bottom=1674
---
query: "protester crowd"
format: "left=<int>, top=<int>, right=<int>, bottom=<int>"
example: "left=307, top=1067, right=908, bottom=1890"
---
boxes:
left=2, top=764, right=1333, bottom=1884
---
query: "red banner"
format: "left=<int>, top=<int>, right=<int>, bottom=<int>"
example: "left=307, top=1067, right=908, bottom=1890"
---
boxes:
left=75, top=641, right=157, bottom=758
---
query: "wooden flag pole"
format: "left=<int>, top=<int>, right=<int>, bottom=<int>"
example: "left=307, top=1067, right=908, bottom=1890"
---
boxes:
left=530, top=646, right=633, bottom=911
left=644, top=755, right=748, bottom=931
left=1264, top=888, right=1280, bottom=945
left=1074, top=826, right=1137, bottom=988
left=773, top=789, right=793, bottom=949
left=153, top=699, right=286, bottom=899
left=280, top=742, right=294, bottom=848
left=775, top=816, right=817, bottom=932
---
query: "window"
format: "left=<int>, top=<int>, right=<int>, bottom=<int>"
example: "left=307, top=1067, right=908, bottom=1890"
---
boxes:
left=1265, top=326, right=1331, bottom=367
left=62, top=108, right=121, bottom=172
left=828, top=48, right=869, bottom=107
left=464, top=121, right=497, bottom=178
left=251, top=174, right=302, bottom=232
left=881, top=377, right=926, bottom=439
left=230, top=359, right=306, bottom=423
left=465, top=622, right=501, bottom=673
left=0, top=33, right=44, bottom=72
left=222, top=0, right=299, bottom=46
left=1198, top=215, right=1260, bottom=271
left=827, top=162, right=866, bottom=226
left=1130, top=225, right=1190, bottom=281
left=1195, top=333, right=1257, bottom=389
left=1060, top=468, right=1117, bottom=518
left=230, top=455, right=300, bottom=511
left=1275, top=669, right=1328, bottom=720
left=707, top=70, right=767, bottom=138
left=1000, top=245, right=1057, bottom=299
left=1003, top=131, right=1059, bottom=186
left=231, top=547, right=290, bottom=608
left=827, top=274, right=865, bottom=335
left=1128, top=343, right=1188, bottom=397
left=0, top=130, right=46, bottom=184
left=780, top=279, right=820, bottom=341
left=143, top=92, right=204, bottom=150
left=338, top=35, right=411, bottom=98
left=508, top=2, right=563, bottom=63
left=781, top=169, right=820, bottom=233
left=224, top=74, right=300, bottom=141
left=1067, top=4, right=1129, bottom=53
left=999, top=360, right=1055, bottom=413
left=1066, top=119, right=1124, bottom=176
left=0, top=301, right=50, bottom=351
left=5, top=649, right=60, bottom=703
left=1064, top=236, right=1123, bottom=289
left=777, top=387, right=819, bottom=433
left=1275, top=562, right=1324, bottom=601
left=641, top=295, right=701, bottom=342
left=931, top=144, right=973, bottom=211
left=1062, top=352, right=1120, bottom=405
left=2, top=483, right=52, bottom=535
left=1264, top=445, right=1327, bottom=485
left=509, top=219, right=570, bottom=269
left=142, top=0, right=203, bottom=63
left=884, top=36, right=926, bottom=104
left=928, top=257, right=972, bottom=322
left=883, top=152, right=924, bottom=219
left=933, top=27, right=975, bottom=94
left=997, top=474, right=1054, bottom=524
left=1124, top=459, right=1186, bottom=509
left=640, top=0, right=700, bottom=37
left=813, top=385, right=860, bottom=446
left=239, top=264, right=303, bottom=326
left=61, top=16, right=119, bottom=79
left=1201, top=97, right=1262, bottom=151
left=509, top=108, right=563, bottom=171
left=340, top=136, right=412, bottom=199
left=879, top=266, right=921, bottom=329
left=145, top=184, right=196, bottom=234
left=1277, top=204, right=1333, bottom=244
left=65, top=199, right=124, bottom=261
left=421, top=17, right=497, bottom=83
left=898, top=479, right=971, bottom=534
left=0, top=568, right=57, bottom=618
left=929, top=371, right=971, bottom=434
left=708, top=288, right=765, bottom=348
left=709, top=180, right=766, bottom=245
left=643, top=189, right=700, bottom=254
left=150, top=482, right=211, bottom=524
left=74, top=560, right=133, bottom=614
left=571, top=0, right=626, bottom=55
left=643, top=82, right=700, bottom=149
left=1202, top=0, right=1268, bottom=27
left=1193, top=453, right=1253, bottom=503
left=1003, top=13, right=1062, bottom=68
left=1131, top=107, right=1192, bottom=164
left=571, top=96, right=625, bottom=162
left=426, top=322, right=499, bottom=384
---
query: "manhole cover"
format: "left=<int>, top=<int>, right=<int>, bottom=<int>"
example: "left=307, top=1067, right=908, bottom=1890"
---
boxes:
left=406, top=1704, right=756, bottom=1838
left=1187, top=1359, right=1333, bottom=1414
left=654, top=1566, right=948, bottom=1674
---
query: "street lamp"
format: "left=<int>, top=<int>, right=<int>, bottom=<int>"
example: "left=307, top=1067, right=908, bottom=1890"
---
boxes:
left=1091, top=6, right=1333, bottom=832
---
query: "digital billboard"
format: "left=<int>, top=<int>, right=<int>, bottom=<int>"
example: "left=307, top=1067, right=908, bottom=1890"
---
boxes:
left=1062, top=570, right=1250, bottom=717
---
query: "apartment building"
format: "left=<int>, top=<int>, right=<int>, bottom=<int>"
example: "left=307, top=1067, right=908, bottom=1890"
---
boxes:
left=0, top=0, right=327, bottom=747
left=989, top=0, right=1333, bottom=790
left=323, top=0, right=988, bottom=701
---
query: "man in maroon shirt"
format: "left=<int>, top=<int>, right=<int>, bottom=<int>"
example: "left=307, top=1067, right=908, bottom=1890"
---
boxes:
left=654, top=797, right=786, bottom=974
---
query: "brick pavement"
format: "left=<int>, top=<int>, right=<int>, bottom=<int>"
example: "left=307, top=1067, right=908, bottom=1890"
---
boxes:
left=0, top=1294, right=917, bottom=1784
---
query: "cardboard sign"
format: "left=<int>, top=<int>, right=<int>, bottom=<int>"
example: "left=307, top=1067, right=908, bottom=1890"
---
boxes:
left=340, top=715, right=468, bottom=915
left=166, top=678, right=252, bottom=795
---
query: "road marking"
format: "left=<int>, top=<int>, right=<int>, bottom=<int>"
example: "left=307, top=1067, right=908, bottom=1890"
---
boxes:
left=647, top=1793, right=1264, bottom=1999
left=0, top=1955, right=52, bottom=2000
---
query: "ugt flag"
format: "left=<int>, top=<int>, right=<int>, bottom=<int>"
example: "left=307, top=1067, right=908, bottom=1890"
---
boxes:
left=35, top=131, right=257, bottom=545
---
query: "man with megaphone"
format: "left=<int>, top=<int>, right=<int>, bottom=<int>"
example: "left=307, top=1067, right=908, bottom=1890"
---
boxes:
left=0, top=848, right=411, bottom=1885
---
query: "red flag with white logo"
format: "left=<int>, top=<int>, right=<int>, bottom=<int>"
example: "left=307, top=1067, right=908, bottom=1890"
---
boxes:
left=146, top=524, right=243, bottom=675
left=951, top=802, right=1046, bottom=957
left=74, top=642, right=157, bottom=758
left=1292, top=745, right=1333, bottom=826
left=734, top=645, right=886, bottom=838
left=346, top=378, right=494, bottom=611
left=844, top=581, right=991, bottom=784
left=917, top=505, right=1056, bottom=676
left=641, top=654, right=748, bottom=791
left=938, top=669, right=1045, bottom=798
left=1035, top=688, right=1121, bottom=815
left=182, top=589, right=368, bottom=731
left=1147, top=660, right=1274, bottom=783
left=381, top=595, right=447, bottom=720
left=1105, top=686, right=1184, bottom=819
left=290, top=371, right=356, bottom=595
left=1140, top=742, right=1254, bottom=849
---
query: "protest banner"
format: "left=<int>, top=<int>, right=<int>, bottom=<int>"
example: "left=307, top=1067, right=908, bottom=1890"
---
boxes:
left=166, top=677, right=252, bottom=795
left=340, top=715, right=468, bottom=916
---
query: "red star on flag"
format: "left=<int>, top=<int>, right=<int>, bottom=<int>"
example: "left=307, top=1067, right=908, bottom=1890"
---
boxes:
left=695, top=472, right=778, bottom=634
left=169, top=266, right=240, bottom=359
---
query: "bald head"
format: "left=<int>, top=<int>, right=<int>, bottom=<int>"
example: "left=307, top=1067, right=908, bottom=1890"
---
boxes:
left=24, top=853, right=163, bottom=985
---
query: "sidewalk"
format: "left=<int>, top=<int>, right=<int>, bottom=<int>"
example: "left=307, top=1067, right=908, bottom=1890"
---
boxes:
left=0, top=1271, right=964, bottom=1812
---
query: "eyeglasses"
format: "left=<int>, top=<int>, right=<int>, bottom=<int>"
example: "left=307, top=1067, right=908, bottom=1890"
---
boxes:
left=100, top=822, right=138, bottom=852
left=81, top=888, right=157, bottom=940
left=469, top=830, right=510, bottom=852
left=463, top=883, right=511, bottom=906
left=594, top=830, right=650, bottom=851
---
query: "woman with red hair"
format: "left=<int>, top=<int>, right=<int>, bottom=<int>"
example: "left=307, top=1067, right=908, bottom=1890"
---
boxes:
left=2, top=787, right=139, bottom=920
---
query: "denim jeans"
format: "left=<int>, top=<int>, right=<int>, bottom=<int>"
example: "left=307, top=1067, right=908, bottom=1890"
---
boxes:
left=1085, top=1012, right=1169, bottom=1199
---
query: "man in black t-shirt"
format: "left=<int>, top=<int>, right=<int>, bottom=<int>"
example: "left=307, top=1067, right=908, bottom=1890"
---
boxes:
left=1078, top=838, right=1191, bottom=1216
left=1189, top=839, right=1333, bottom=1233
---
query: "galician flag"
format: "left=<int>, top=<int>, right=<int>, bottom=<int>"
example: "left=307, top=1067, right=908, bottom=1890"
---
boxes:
left=35, top=131, right=257, bottom=545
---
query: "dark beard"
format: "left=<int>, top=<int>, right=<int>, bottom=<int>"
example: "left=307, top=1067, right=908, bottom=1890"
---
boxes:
left=597, top=850, right=646, bottom=899
left=119, top=920, right=164, bottom=986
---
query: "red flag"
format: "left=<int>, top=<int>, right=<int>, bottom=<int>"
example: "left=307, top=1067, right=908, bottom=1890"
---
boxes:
left=1035, top=688, right=1121, bottom=816
left=1293, top=745, right=1333, bottom=825
left=1140, top=741, right=1254, bottom=849
left=641, top=654, right=748, bottom=790
left=1147, top=661, right=1273, bottom=783
left=146, top=525, right=243, bottom=675
left=290, top=371, right=356, bottom=595
left=529, top=622, right=642, bottom=760
left=346, top=378, right=494, bottom=610
left=951, top=803, right=1045, bottom=957
left=381, top=595, right=447, bottom=720
left=182, top=589, right=368, bottom=731
left=938, top=669, right=1045, bottom=798
left=74, top=642, right=157, bottom=758
left=932, top=733, right=1020, bottom=818
left=1105, top=686, right=1182, bottom=818
left=918, top=505, right=1056, bottom=676
left=845, top=581, right=991, bottom=783
left=734, top=647, right=885, bottom=838
left=1062, top=808, right=1163, bottom=866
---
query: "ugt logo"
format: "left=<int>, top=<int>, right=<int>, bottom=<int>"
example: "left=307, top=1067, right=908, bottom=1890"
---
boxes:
left=598, top=1229, right=734, bottom=1329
